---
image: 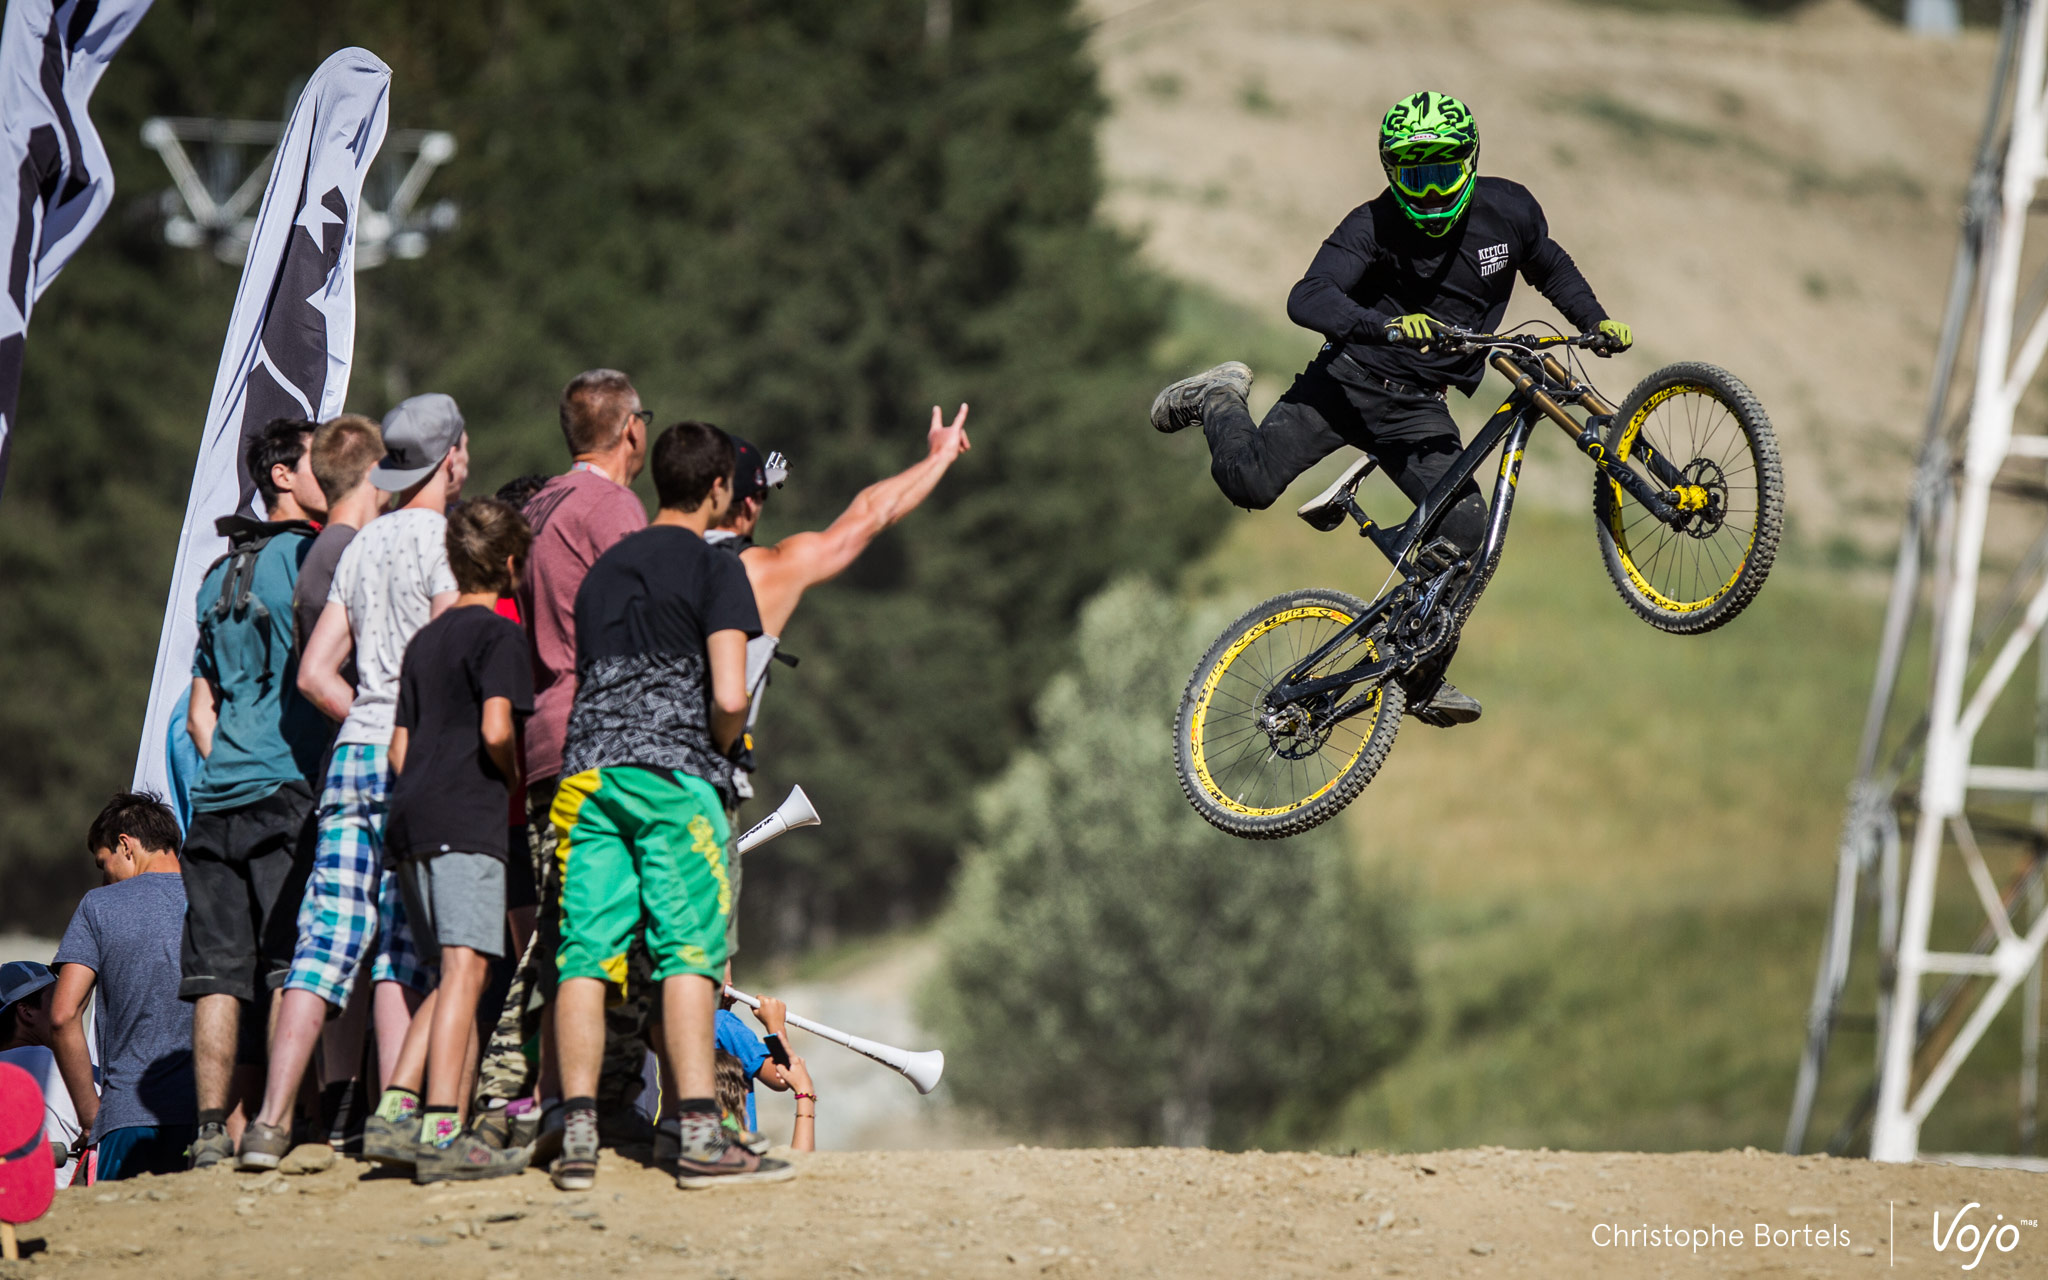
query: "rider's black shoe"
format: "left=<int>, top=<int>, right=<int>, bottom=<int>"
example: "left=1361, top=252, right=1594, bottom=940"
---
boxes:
left=1296, top=454, right=1378, bottom=531
left=1149, top=361, right=1253, bottom=434
left=1406, top=679, right=1482, bottom=728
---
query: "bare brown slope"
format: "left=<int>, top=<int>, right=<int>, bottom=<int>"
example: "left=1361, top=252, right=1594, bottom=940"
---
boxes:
left=1090, top=0, right=1992, bottom=544
left=16, top=1146, right=2041, bottom=1278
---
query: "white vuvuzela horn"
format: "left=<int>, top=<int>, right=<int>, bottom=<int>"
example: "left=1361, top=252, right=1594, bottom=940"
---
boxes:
left=734, top=785, right=821, bottom=857
left=724, top=985, right=945, bottom=1095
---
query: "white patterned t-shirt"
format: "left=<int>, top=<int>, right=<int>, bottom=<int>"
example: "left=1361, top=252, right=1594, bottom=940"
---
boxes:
left=328, top=507, right=458, bottom=746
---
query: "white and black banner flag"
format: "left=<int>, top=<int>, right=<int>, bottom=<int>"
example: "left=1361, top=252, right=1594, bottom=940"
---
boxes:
left=0, top=0, right=154, bottom=499
left=133, top=46, right=389, bottom=799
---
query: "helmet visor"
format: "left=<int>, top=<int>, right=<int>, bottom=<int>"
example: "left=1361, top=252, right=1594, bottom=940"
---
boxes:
left=1391, top=161, right=1471, bottom=207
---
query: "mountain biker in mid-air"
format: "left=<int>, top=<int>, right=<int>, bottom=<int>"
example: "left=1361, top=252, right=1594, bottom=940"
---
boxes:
left=1152, top=90, right=1632, bottom=728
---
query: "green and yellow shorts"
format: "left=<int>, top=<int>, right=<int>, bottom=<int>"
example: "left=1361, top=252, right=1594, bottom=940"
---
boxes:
left=551, top=766, right=732, bottom=996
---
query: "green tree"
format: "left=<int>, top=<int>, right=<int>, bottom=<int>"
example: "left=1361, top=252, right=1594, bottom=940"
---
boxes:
left=924, top=578, right=1422, bottom=1148
left=0, top=0, right=1221, bottom=933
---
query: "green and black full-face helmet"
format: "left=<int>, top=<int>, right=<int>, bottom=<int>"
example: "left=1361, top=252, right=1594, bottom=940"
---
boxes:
left=1379, top=91, right=1479, bottom=238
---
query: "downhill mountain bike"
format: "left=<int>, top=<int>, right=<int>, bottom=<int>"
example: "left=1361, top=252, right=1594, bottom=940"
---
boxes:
left=1174, top=326, right=1783, bottom=839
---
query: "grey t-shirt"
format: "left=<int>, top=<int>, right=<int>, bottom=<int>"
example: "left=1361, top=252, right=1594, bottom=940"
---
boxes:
left=53, top=872, right=196, bottom=1140
left=293, top=521, right=358, bottom=653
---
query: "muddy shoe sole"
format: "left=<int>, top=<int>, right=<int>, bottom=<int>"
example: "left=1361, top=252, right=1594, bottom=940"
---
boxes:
left=1149, top=361, right=1253, bottom=434
left=676, top=1155, right=797, bottom=1189
left=1407, top=680, right=1482, bottom=727
left=414, top=1141, right=530, bottom=1185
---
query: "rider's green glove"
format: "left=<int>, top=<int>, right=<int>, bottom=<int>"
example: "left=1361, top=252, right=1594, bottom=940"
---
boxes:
left=1596, top=318, right=1633, bottom=350
left=1387, top=313, right=1438, bottom=343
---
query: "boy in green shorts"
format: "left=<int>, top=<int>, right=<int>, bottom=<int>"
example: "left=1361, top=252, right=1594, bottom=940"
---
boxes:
left=549, top=420, right=789, bottom=1190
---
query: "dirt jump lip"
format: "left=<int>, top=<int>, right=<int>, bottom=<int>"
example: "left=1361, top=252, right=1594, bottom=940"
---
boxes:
left=24, top=1145, right=2042, bottom=1277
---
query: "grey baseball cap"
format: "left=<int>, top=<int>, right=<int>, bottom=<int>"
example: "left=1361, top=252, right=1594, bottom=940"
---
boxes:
left=371, top=393, right=466, bottom=491
left=0, top=960, right=54, bottom=1018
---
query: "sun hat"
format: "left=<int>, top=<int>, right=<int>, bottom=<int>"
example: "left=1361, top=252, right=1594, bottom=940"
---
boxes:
left=0, top=1061, right=55, bottom=1225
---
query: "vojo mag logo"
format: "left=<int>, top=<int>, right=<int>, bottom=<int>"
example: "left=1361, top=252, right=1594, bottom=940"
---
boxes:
left=1932, top=1202, right=2035, bottom=1270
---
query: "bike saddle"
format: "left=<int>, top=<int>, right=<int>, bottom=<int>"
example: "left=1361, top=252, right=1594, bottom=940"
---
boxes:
left=1296, top=454, right=1378, bottom=531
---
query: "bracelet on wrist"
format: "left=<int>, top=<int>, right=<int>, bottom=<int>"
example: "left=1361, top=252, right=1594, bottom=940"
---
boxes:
left=793, top=1091, right=816, bottom=1101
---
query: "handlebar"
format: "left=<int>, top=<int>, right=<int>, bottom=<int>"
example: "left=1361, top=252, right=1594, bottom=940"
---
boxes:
left=1381, top=323, right=1622, bottom=358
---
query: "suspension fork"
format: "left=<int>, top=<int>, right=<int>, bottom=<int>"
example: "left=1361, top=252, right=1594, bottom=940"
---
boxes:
left=1491, top=352, right=1686, bottom=521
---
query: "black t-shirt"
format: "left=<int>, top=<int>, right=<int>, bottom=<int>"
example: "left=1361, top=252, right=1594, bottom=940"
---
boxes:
left=560, top=524, right=761, bottom=798
left=1285, top=176, right=1608, bottom=394
left=386, top=605, right=534, bottom=861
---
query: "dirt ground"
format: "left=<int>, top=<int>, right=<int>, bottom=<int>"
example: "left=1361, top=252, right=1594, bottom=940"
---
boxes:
left=6, top=1145, right=2041, bottom=1279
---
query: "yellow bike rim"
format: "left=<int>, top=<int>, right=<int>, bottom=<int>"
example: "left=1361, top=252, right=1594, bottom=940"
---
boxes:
left=1606, top=384, right=1759, bottom=614
left=1188, top=605, right=1378, bottom=817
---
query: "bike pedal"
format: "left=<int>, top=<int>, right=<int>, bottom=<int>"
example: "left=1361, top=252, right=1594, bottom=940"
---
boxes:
left=1412, top=537, right=1463, bottom=576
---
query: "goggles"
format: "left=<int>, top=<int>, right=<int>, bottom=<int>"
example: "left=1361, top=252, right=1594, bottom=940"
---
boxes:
left=1390, top=160, right=1470, bottom=200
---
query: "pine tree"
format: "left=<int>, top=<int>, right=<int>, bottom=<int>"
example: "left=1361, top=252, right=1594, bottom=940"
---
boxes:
left=925, top=579, right=1422, bottom=1147
left=0, top=0, right=1222, bottom=930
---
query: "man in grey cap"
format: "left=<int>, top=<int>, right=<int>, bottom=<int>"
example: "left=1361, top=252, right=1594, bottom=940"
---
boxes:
left=0, top=960, right=86, bottom=1187
left=237, top=394, right=470, bottom=1169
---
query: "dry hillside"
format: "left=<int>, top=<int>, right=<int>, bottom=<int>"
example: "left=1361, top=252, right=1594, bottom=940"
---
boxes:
left=1089, top=0, right=1994, bottom=546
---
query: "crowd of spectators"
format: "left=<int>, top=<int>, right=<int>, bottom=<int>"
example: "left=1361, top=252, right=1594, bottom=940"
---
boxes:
left=6, top=368, right=967, bottom=1198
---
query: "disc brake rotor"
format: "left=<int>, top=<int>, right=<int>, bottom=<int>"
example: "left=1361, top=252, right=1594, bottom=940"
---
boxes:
left=1260, top=701, right=1333, bottom=760
left=1672, top=457, right=1729, bottom=539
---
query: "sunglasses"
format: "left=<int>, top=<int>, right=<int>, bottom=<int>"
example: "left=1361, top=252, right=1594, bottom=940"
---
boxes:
left=626, top=408, right=653, bottom=429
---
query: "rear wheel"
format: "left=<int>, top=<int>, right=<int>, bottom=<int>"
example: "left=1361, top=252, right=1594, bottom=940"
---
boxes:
left=1594, top=361, right=1783, bottom=634
left=1174, top=588, right=1404, bottom=839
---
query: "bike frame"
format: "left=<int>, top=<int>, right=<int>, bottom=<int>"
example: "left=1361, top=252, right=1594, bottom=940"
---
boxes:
left=1266, top=338, right=1693, bottom=720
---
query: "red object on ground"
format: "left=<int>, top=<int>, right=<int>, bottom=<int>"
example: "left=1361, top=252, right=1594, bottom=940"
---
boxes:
left=0, top=1061, right=55, bottom=1224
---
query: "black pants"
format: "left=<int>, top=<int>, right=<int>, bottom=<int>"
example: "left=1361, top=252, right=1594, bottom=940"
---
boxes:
left=1202, top=350, right=1489, bottom=556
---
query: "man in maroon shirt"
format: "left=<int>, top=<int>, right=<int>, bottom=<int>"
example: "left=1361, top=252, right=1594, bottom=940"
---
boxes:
left=473, top=370, right=648, bottom=1134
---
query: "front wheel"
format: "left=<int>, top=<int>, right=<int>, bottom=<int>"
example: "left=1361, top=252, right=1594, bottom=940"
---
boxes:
left=1175, top=588, right=1404, bottom=840
left=1594, top=361, right=1784, bottom=634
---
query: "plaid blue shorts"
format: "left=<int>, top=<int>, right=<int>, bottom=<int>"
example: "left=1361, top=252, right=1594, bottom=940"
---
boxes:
left=283, top=743, right=432, bottom=1005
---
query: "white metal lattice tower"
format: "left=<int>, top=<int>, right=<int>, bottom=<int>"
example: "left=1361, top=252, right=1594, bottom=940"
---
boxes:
left=1786, top=0, right=2048, bottom=1166
left=141, top=117, right=456, bottom=267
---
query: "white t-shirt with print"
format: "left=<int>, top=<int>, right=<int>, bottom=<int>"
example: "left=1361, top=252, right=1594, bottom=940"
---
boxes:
left=328, top=507, right=458, bottom=746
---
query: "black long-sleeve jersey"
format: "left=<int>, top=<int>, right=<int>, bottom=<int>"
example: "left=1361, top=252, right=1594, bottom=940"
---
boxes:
left=1286, top=176, right=1608, bottom=395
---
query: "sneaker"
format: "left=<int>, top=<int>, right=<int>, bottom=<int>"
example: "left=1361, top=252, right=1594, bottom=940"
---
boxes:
left=472, top=1102, right=537, bottom=1151
left=653, top=1115, right=769, bottom=1165
left=236, top=1121, right=292, bottom=1171
left=360, top=1112, right=423, bottom=1169
left=673, top=1119, right=795, bottom=1189
left=1406, top=679, right=1482, bottom=728
left=549, top=1106, right=599, bottom=1191
left=414, top=1131, right=530, bottom=1185
left=1148, top=362, right=1253, bottom=434
left=189, top=1121, right=233, bottom=1169
left=1295, top=454, right=1378, bottom=531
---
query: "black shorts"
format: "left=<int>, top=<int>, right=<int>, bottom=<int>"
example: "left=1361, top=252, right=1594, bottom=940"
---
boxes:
left=179, top=779, right=316, bottom=1004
